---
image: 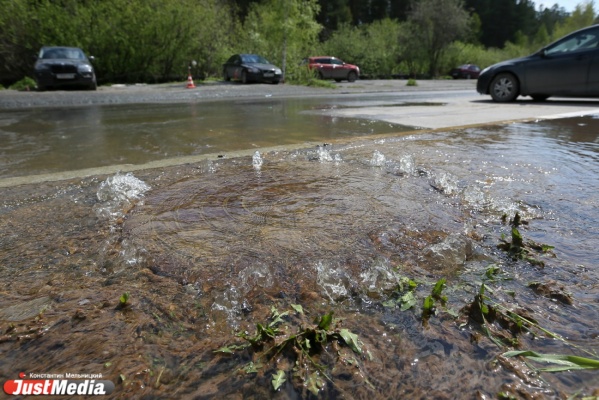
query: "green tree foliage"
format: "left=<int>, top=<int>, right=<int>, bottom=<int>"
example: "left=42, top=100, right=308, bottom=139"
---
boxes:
left=0, top=0, right=596, bottom=87
left=320, top=19, right=402, bottom=78
left=551, top=1, right=598, bottom=40
left=0, top=0, right=235, bottom=85
left=404, top=0, right=471, bottom=77
left=239, top=0, right=322, bottom=81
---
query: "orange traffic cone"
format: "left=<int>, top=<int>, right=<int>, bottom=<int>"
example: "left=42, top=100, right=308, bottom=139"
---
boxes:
left=186, top=72, right=195, bottom=89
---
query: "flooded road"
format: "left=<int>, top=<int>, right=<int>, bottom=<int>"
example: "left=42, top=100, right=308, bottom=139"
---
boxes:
left=0, top=97, right=410, bottom=179
left=1, top=84, right=599, bottom=399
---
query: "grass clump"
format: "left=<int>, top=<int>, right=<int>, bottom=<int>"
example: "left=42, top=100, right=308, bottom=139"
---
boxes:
left=498, top=212, right=555, bottom=267
left=215, top=305, right=371, bottom=395
left=9, top=77, right=36, bottom=91
left=406, top=78, right=417, bottom=86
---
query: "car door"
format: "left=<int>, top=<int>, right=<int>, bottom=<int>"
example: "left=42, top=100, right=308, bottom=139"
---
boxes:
left=523, top=28, right=599, bottom=96
left=330, top=58, right=345, bottom=79
left=227, top=55, right=243, bottom=80
left=587, top=48, right=599, bottom=95
left=316, top=58, right=334, bottom=78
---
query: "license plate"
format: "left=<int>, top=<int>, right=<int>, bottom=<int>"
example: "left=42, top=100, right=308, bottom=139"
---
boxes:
left=56, top=73, right=75, bottom=79
left=264, top=72, right=274, bottom=78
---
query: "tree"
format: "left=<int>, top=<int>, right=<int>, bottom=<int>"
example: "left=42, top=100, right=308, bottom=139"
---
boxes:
left=241, top=0, right=322, bottom=81
left=403, top=0, right=471, bottom=77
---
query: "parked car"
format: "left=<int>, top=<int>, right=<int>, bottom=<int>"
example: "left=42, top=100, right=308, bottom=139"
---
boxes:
left=450, top=64, right=480, bottom=79
left=477, top=24, right=599, bottom=102
left=303, top=56, right=360, bottom=82
left=34, top=46, right=97, bottom=91
left=223, top=54, right=282, bottom=84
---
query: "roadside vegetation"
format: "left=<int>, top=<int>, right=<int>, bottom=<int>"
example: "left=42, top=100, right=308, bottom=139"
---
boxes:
left=0, top=0, right=597, bottom=88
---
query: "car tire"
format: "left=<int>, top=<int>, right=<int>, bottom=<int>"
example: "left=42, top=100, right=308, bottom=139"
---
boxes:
left=531, top=95, right=550, bottom=102
left=272, top=80, right=280, bottom=85
left=347, top=71, right=357, bottom=82
left=223, top=70, right=230, bottom=82
left=490, top=73, right=519, bottom=102
left=241, top=70, right=248, bottom=84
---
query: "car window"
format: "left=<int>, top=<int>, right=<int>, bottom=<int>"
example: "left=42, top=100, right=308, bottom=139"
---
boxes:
left=42, top=49, right=61, bottom=59
left=331, top=58, right=344, bottom=65
left=315, top=58, right=329, bottom=64
left=242, top=55, right=269, bottom=64
left=546, top=28, right=599, bottom=55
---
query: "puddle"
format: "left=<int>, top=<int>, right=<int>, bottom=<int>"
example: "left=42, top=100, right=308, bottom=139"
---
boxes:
left=0, top=98, right=411, bottom=179
left=1, top=117, right=599, bottom=398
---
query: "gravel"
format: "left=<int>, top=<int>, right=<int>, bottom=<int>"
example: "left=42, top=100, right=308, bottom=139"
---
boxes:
left=0, top=79, right=477, bottom=109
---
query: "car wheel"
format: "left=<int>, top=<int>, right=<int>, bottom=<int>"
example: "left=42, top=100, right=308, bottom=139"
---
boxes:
left=531, top=95, right=550, bottom=102
left=490, top=73, right=519, bottom=102
left=347, top=71, right=357, bottom=82
left=272, top=79, right=280, bottom=85
left=89, top=79, right=97, bottom=91
left=223, top=70, right=230, bottom=82
left=241, top=70, right=248, bottom=84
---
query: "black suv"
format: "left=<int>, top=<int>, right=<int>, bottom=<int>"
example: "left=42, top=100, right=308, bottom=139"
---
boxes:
left=34, top=46, right=97, bottom=91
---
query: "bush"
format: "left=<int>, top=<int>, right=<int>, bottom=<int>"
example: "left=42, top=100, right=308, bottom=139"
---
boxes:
left=9, top=77, right=36, bottom=91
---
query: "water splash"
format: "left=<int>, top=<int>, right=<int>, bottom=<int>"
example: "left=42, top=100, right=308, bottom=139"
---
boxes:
left=421, top=234, right=473, bottom=271
left=252, top=150, right=263, bottom=170
left=462, top=185, right=487, bottom=210
left=238, top=263, right=273, bottom=293
left=211, top=286, right=242, bottom=329
left=359, top=259, right=401, bottom=298
left=309, top=145, right=335, bottom=162
left=430, top=172, right=459, bottom=195
left=371, top=150, right=386, bottom=167
left=94, top=172, right=150, bottom=222
left=385, top=154, right=416, bottom=176
left=315, top=261, right=349, bottom=302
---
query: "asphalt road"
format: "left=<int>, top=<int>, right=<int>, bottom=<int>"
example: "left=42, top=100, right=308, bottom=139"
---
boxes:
left=2, top=79, right=599, bottom=128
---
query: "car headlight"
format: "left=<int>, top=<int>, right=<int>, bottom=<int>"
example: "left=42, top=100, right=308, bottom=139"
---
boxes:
left=274, top=68, right=282, bottom=75
left=35, top=63, right=51, bottom=72
left=77, top=64, right=93, bottom=74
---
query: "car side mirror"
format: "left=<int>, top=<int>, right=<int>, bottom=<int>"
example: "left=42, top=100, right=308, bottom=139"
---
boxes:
left=89, top=56, right=95, bottom=62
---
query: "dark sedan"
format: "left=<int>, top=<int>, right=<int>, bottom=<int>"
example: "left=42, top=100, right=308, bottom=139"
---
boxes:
left=477, top=24, right=599, bottom=102
left=34, top=46, right=97, bottom=91
left=223, top=54, right=282, bottom=84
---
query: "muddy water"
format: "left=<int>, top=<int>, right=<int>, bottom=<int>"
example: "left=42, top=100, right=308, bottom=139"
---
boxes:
left=0, top=99, right=408, bottom=179
left=1, top=116, right=599, bottom=399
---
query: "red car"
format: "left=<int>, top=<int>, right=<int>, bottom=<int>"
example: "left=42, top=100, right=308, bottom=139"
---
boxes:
left=450, top=64, right=481, bottom=79
left=303, top=56, right=360, bottom=82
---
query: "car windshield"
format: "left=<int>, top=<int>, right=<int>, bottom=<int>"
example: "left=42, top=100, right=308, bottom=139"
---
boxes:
left=241, top=55, right=269, bottom=64
left=545, top=29, right=599, bottom=55
left=41, top=48, right=85, bottom=60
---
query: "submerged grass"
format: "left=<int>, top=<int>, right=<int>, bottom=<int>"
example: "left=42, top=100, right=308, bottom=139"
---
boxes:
left=214, top=305, right=371, bottom=395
